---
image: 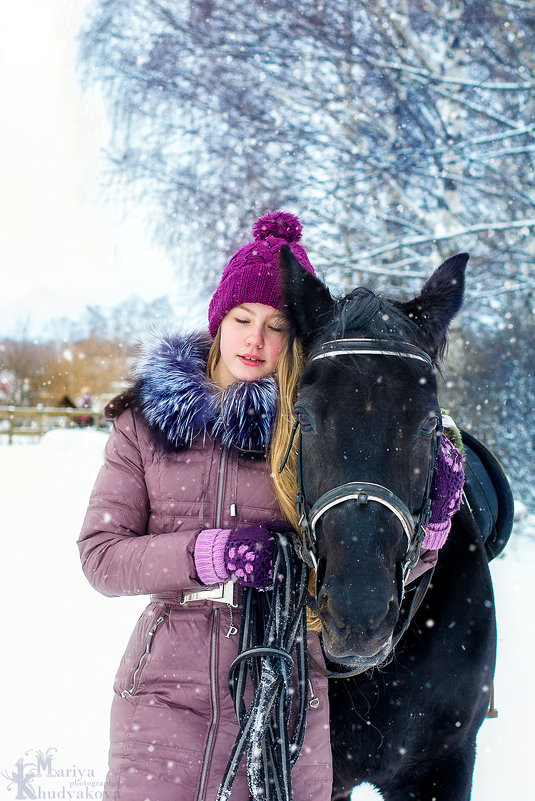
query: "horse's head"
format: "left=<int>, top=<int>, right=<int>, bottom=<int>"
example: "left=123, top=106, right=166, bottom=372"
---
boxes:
left=280, top=247, right=468, bottom=669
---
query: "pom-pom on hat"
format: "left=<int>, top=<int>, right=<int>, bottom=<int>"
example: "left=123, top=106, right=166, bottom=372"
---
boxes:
left=208, top=211, right=316, bottom=338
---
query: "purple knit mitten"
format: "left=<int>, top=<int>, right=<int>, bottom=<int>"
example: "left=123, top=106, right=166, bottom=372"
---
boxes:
left=225, top=521, right=294, bottom=590
left=194, top=520, right=294, bottom=591
left=424, top=436, right=465, bottom=549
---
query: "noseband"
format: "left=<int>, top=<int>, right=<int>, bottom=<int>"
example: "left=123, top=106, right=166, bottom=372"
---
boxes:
left=283, top=338, right=442, bottom=584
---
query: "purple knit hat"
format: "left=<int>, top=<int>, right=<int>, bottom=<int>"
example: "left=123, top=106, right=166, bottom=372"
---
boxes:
left=208, top=211, right=316, bottom=338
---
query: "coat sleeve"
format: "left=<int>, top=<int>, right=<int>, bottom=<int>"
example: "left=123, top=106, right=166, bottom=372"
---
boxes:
left=77, top=409, right=200, bottom=597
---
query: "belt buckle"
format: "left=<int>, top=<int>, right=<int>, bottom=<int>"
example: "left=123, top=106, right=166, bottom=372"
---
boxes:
left=180, top=581, right=237, bottom=606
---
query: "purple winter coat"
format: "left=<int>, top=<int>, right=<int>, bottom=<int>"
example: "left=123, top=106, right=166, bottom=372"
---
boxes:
left=77, top=332, right=333, bottom=801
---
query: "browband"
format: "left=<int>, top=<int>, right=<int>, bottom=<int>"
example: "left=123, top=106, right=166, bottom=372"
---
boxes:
left=310, top=338, right=434, bottom=368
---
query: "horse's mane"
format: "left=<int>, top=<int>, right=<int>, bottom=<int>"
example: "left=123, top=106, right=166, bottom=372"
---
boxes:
left=322, top=287, right=422, bottom=346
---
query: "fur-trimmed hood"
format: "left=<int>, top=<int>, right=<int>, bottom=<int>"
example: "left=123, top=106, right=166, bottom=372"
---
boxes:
left=105, top=330, right=279, bottom=453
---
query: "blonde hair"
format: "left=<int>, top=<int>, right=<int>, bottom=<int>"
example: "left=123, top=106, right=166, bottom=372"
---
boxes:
left=207, top=330, right=321, bottom=631
left=267, top=337, right=302, bottom=527
left=206, top=327, right=223, bottom=381
left=206, top=330, right=302, bottom=515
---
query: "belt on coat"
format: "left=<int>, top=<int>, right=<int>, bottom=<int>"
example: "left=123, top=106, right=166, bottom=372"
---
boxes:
left=150, top=580, right=237, bottom=607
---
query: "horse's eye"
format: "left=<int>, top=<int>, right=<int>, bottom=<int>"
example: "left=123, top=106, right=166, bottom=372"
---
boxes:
left=296, top=410, right=312, bottom=430
left=421, top=415, right=439, bottom=435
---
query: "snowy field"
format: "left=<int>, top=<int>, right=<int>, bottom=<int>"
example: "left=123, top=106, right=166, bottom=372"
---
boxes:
left=0, top=430, right=533, bottom=800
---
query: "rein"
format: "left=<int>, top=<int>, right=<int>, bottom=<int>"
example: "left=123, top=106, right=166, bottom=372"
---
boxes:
left=217, top=532, right=309, bottom=801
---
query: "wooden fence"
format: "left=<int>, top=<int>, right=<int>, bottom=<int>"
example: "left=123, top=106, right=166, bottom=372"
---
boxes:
left=0, top=406, right=108, bottom=444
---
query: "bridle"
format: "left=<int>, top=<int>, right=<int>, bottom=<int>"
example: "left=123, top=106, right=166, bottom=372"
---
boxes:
left=280, top=338, right=443, bottom=676
left=280, top=337, right=443, bottom=675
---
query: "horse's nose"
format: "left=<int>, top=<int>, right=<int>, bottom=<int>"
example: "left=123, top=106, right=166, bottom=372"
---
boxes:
left=318, top=583, right=398, bottom=642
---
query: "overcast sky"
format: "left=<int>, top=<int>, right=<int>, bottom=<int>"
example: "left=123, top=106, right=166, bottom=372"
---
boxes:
left=0, top=0, right=183, bottom=340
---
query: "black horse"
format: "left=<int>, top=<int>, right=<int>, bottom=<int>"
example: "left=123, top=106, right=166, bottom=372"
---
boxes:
left=280, top=248, right=497, bottom=801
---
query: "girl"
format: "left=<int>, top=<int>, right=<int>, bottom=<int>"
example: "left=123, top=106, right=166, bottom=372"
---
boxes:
left=77, top=211, right=333, bottom=801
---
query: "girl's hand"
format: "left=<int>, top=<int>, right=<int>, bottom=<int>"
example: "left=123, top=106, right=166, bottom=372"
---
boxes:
left=194, top=520, right=294, bottom=590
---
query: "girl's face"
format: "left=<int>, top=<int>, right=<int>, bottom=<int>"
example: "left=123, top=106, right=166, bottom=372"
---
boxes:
left=213, top=303, right=288, bottom=388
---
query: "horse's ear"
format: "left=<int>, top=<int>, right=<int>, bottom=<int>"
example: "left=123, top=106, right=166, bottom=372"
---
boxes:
left=393, top=253, right=468, bottom=360
left=279, top=245, right=334, bottom=351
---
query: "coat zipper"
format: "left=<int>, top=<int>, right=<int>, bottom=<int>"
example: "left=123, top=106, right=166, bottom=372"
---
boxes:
left=308, top=678, right=320, bottom=708
left=121, top=607, right=170, bottom=699
left=196, top=447, right=228, bottom=800
left=196, top=607, right=220, bottom=801
left=215, top=446, right=228, bottom=528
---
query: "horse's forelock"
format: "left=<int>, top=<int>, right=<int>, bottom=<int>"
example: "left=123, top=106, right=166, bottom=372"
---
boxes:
left=321, top=287, right=422, bottom=346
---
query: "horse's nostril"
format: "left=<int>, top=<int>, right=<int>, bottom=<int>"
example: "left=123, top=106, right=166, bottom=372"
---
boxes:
left=317, top=585, right=339, bottom=623
left=366, top=595, right=397, bottom=636
left=317, top=585, right=329, bottom=611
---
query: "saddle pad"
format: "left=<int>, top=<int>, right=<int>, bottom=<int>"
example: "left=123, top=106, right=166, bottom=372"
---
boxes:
left=460, top=429, right=514, bottom=561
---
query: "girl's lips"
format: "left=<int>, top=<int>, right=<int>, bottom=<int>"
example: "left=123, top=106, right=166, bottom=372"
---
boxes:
left=238, top=354, right=265, bottom=366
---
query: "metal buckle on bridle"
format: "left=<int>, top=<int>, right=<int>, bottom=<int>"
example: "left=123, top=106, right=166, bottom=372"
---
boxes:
left=296, top=509, right=318, bottom=572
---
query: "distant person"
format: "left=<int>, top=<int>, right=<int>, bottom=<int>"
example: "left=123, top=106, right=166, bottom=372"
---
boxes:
left=78, top=387, right=94, bottom=427
left=77, top=212, right=333, bottom=800
left=80, top=388, right=92, bottom=409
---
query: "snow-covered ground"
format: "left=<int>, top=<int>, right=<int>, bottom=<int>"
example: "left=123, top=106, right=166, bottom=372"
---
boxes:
left=0, top=430, right=533, bottom=800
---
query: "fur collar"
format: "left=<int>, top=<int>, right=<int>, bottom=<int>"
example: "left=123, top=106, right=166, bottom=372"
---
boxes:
left=124, top=330, right=278, bottom=452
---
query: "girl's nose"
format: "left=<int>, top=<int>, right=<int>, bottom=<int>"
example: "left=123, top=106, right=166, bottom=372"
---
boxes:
left=246, top=326, right=264, bottom=348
